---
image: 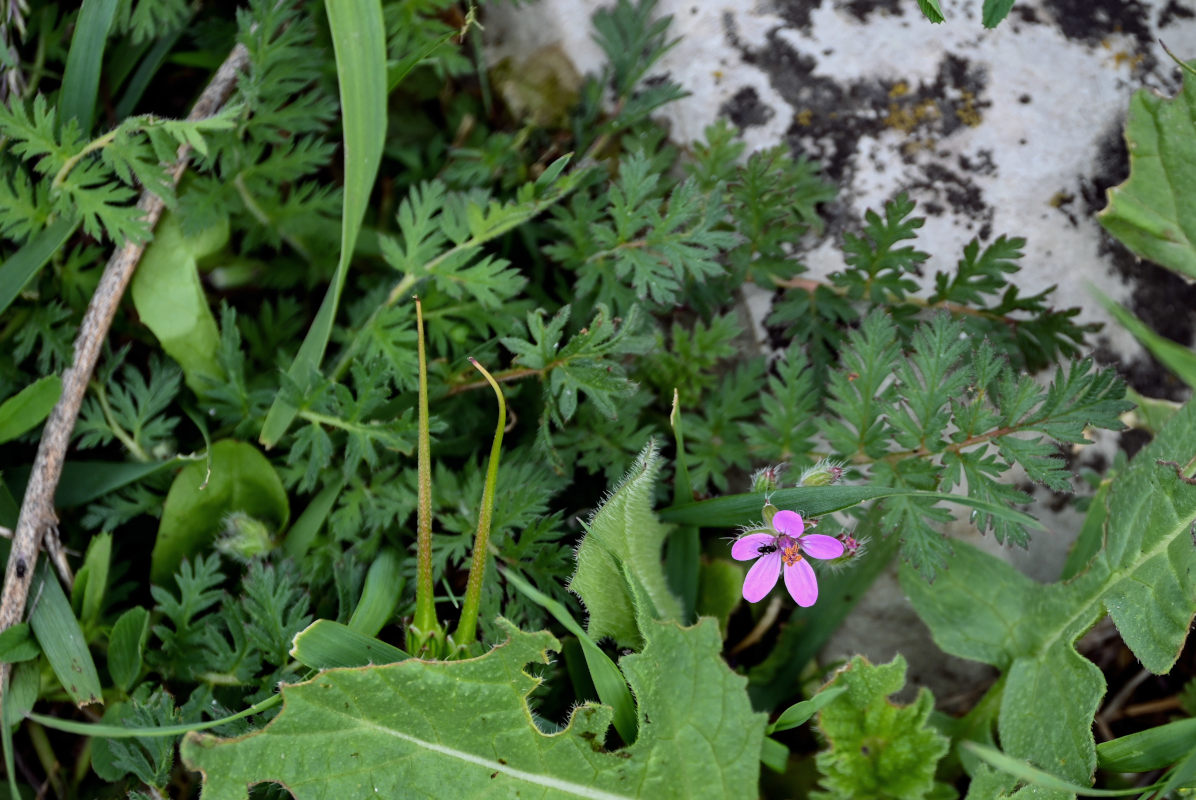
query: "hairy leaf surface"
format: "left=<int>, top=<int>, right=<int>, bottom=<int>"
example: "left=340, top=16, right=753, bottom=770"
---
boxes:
left=1099, top=62, right=1196, bottom=280
left=183, top=618, right=764, bottom=799
left=904, top=397, right=1196, bottom=790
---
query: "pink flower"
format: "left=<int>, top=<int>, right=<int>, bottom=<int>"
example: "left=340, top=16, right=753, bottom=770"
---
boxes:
left=731, top=510, right=845, bottom=607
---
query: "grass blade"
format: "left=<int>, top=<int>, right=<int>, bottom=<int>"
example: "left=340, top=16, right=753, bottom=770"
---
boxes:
left=27, top=695, right=280, bottom=738
left=291, top=619, right=410, bottom=669
left=963, top=741, right=1161, bottom=797
left=5, top=458, right=182, bottom=509
left=0, top=375, right=62, bottom=445
left=0, top=216, right=78, bottom=318
left=28, top=562, right=102, bottom=707
left=281, top=478, right=344, bottom=559
left=1092, top=285, right=1196, bottom=389
left=501, top=567, right=637, bottom=744
left=60, top=0, right=120, bottom=131
left=259, top=0, right=387, bottom=447
left=347, top=549, right=404, bottom=637
left=661, top=485, right=1042, bottom=530
left=664, top=388, right=698, bottom=622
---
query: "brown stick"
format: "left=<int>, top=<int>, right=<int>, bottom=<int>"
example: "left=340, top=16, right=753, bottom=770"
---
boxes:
left=0, top=42, right=250, bottom=708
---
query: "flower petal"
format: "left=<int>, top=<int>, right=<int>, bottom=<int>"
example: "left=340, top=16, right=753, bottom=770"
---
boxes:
left=784, top=558, right=819, bottom=607
left=772, top=509, right=805, bottom=538
left=799, top=533, right=845, bottom=560
left=731, top=533, right=778, bottom=561
left=742, top=552, right=782, bottom=602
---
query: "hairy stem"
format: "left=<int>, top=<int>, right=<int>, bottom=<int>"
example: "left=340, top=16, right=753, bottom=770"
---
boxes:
left=409, top=297, right=438, bottom=650
left=452, top=357, right=506, bottom=650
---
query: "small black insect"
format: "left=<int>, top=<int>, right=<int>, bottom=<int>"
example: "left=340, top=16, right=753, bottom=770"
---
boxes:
left=15, top=558, right=26, bottom=579
left=757, top=544, right=778, bottom=556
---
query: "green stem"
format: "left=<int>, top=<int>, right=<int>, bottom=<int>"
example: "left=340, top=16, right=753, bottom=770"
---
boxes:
left=453, top=357, right=506, bottom=649
left=329, top=179, right=580, bottom=383
left=94, top=381, right=150, bottom=462
left=410, top=297, right=438, bottom=648
left=52, top=126, right=121, bottom=190
left=233, top=173, right=314, bottom=262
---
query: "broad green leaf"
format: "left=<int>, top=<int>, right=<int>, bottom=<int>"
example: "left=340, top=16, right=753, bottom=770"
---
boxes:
left=291, top=619, right=409, bottom=669
left=56, top=458, right=178, bottom=507
left=150, top=440, right=289, bottom=584
left=107, top=606, right=149, bottom=692
left=0, top=375, right=61, bottom=444
left=767, top=686, right=846, bottom=734
left=72, top=531, right=111, bottom=628
left=183, top=618, right=765, bottom=800
left=60, top=0, right=119, bottom=131
left=259, top=0, right=387, bottom=446
left=28, top=561, right=103, bottom=707
left=0, top=216, right=78, bottom=317
left=982, top=0, right=1017, bottom=28
left=3, top=660, right=39, bottom=728
left=567, top=442, right=682, bottom=649
left=4, top=457, right=181, bottom=510
left=347, top=548, right=403, bottom=637
left=1099, top=62, right=1196, bottom=280
left=915, top=0, right=945, bottom=23
left=904, top=397, right=1196, bottom=790
left=0, top=622, right=39, bottom=664
left=813, top=655, right=951, bottom=799
left=130, top=212, right=227, bottom=392
left=660, top=485, right=1041, bottom=531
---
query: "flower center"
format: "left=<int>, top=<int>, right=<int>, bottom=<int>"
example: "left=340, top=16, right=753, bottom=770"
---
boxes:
left=782, top=542, right=803, bottom=567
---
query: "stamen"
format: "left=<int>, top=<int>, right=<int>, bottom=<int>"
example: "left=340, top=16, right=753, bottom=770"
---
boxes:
left=782, top=543, right=802, bottom=567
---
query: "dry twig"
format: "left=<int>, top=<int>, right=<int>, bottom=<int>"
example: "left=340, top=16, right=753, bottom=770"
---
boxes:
left=0, top=42, right=250, bottom=708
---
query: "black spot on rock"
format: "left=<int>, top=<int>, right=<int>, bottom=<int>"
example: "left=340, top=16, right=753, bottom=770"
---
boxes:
left=1158, top=0, right=1194, bottom=28
left=835, top=0, right=905, bottom=22
left=958, top=149, right=997, bottom=177
left=1018, top=93, right=1032, bottom=104
left=1079, top=122, right=1129, bottom=219
left=721, top=86, right=775, bottom=129
left=908, top=162, right=994, bottom=233
left=1040, top=0, right=1156, bottom=72
left=1012, top=5, right=1040, bottom=23
left=728, top=28, right=990, bottom=185
left=766, top=0, right=818, bottom=32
